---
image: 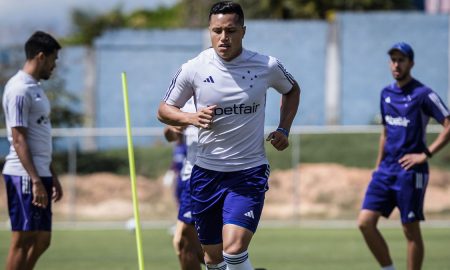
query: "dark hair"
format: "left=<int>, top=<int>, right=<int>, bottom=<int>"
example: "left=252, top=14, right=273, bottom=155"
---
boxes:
left=25, top=31, right=61, bottom=60
left=209, top=1, right=244, bottom=26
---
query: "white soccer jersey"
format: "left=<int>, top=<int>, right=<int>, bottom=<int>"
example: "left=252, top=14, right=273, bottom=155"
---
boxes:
left=164, top=48, right=295, bottom=171
left=180, top=98, right=199, bottom=181
left=2, top=70, right=53, bottom=177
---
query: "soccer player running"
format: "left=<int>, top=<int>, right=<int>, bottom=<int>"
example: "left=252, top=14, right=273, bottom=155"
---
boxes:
left=163, top=98, right=204, bottom=270
left=2, top=31, right=63, bottom=270
left=358, top=42, right=450, bottom=270
left=157, top=1, right=300, bottom=269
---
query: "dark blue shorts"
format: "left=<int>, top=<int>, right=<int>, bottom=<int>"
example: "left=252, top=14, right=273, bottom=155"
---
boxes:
left=362, top=169, right=428, bottom=224
left=177, top=179, right=194, bottom=224
left=3, top=174, right=53, bottom=231
left=190, top=164, right=270, bottom=245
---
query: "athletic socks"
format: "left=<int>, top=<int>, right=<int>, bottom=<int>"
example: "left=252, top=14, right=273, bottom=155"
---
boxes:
left=206, top=261, right=227, bottom=270
left=223, top=250, right=253, bottom=270
left=381, top=265, right=395, bottom=270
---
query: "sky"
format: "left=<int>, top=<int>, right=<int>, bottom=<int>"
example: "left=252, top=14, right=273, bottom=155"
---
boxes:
left=0, top=0, right=177, bottom=45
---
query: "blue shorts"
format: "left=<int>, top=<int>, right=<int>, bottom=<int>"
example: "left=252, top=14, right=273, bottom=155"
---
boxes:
left=190, top=164, right=270, bottom=245
left=3, top=174, right=53, bottom=231
left=177, top=179, right=194, bottom=224
left=362, top=169, right=428, bottom=224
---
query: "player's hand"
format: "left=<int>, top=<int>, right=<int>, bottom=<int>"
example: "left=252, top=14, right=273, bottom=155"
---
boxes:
left=52, top=176, right=63, bottom=202
left=266, top=130, right=289, bottom=151
left=195, top=105, right=216, bottom=129
left=168, top=125, right=185, bottom=135
left=164, top=125, right=185, bottom=142
left=398, top=153, right=427, bottom=170
left=32, top=179, right=48, bottom=208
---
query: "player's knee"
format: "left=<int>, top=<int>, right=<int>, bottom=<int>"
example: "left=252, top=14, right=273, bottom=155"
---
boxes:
left=358, top=218, right=376, bottom=233
left=204, top=252, right=223, bottom=265
left=39, top=237, right=51, bottom=253
left=402, top=223, right=423, bottom=243
left=12, top=232, right=37, bottom=249
left=223, top=234, right=250, bottom=254
left=223, top=242, right=247, bottom=255
left=35, top=234, right=51, bottom=254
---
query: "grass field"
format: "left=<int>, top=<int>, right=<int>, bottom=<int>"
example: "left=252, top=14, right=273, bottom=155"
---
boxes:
left=1, top=226, right=449, bottom=269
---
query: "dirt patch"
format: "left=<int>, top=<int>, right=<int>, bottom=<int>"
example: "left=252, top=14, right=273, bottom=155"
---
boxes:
left=52, top=173, right=177, bottom=220
left=1, top=164, right=450, bottom=221
left=264, top=164, right=450, bottom=220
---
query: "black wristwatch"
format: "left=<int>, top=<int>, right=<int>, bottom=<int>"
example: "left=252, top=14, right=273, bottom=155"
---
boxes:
left=424, top=148, right=433, bottom=159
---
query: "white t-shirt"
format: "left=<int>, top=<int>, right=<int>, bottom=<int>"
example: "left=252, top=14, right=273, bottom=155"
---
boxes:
left=180, top=98, right=198, bottom=181
left=2, top=70, right=53, bottom=177
left=164, top=48, right=295, bottom=171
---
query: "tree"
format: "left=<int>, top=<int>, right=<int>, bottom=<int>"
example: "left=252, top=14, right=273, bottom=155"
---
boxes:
left=178, top=0, right=416, bottom=22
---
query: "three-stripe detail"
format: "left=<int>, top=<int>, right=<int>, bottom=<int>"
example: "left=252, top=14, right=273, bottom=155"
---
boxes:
left=21, top=176, right=31, bottom=194
left=276, top=59, right=295, bottom=85
left=164, top=68, right=182, bottom=101
left=415, top=172, right=427, bottom=189
left=203, top=76, right=215, bottom=83
left=244, top=210, right=255, bottom=219
left=223, top=251, right=249, bottom=265
left=206, top=262, right=227, bottom=270
left=15, top=96, right=25, bottom=125
left=428, top=92, right=450, bottom=117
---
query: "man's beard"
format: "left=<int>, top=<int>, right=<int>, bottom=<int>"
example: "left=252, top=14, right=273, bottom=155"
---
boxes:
left=40, top=70, right=51, bottom=80
left=394, top=71, right=407, bottom=82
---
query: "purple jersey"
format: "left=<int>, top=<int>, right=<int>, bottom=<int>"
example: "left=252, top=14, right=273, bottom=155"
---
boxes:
left=380, top=79, right=449, bottom=172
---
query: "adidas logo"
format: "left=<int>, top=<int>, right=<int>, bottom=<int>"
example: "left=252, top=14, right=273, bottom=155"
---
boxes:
left=203, top=76, right=215, bottom=83
left=408, top=211, right=415, bottom=219
left=183, top=211, right=192, bottom=219
left=244, top=210, right=254, bottom=219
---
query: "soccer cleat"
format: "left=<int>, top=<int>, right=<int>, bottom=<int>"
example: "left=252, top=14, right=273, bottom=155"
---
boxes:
left=254, top=268, right=267, bottom=270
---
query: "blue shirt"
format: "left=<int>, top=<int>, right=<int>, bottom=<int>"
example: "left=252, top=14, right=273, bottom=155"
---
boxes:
left=380, top=79, right=449, bottom=172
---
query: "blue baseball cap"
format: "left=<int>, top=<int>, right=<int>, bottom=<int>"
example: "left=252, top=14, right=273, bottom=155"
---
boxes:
left=388, top=42, right=414, bottom=61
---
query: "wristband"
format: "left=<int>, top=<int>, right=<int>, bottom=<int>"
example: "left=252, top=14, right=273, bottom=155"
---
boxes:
left=424, top=148, right=433, bottom=158
left=276, top=127, right=289, bottom=138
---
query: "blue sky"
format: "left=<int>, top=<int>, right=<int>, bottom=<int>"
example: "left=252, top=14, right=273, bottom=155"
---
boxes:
left=0, top=0, right=177, bottom=45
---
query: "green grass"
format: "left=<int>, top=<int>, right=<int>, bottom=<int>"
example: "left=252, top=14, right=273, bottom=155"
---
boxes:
left=0, top=227, right=449, bottom=269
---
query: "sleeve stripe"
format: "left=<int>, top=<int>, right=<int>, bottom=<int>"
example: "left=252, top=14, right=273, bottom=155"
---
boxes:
left=163, top=68, right=182, bottom=102
left=276, top=60, right=295, bottom=85
left=15, top=96, right=24, bottom=125
left=428, top=92, right=450, bottom=117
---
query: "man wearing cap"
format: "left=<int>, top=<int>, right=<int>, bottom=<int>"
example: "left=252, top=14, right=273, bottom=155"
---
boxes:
left=358, top=42, right=450, bottom=270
